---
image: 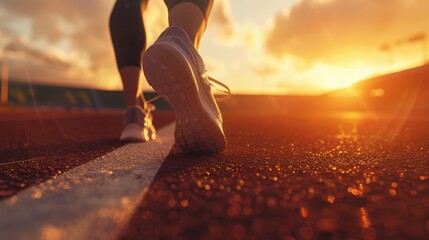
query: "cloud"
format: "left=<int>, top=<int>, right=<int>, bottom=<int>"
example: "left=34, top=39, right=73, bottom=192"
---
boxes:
left=0, top=0, right=170, bottom=89
left=265, top=0, right=429, bottom=66
left=253, top=64, right=279, bottom=76
left=0, top=0, right=121, bottom=90
left=210, top=0, right=235, bottom=41
left=0, top=0, right=115, bottom=69
left=208, top=0, right=262, bottom=50
left=4, top=37, right=71, bottom=68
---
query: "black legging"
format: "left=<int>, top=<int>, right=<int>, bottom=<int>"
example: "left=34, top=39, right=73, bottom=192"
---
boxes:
left=109, top=0, right=213, bottom=69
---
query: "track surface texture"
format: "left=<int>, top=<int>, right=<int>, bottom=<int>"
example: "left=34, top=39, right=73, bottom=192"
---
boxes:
left=119, top=111, right=429, bottom=240
left=0, top=109, right=174, bottom=199
left=1, top=109, right=428, bottom=240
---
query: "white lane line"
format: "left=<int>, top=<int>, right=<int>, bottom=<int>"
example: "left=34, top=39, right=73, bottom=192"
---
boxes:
left=0, top=157, right=49, bottom=166
left=0, top=122, right=175, bottom=240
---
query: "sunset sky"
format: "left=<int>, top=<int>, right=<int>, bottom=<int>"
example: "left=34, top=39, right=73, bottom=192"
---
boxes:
left=0, top=0, right=428, bottom=95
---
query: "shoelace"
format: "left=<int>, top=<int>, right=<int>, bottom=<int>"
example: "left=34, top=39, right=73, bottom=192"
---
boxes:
left=137, top=95, right=157, bottom=122
left=208, top=76, right=232, bottom=102
left=146, top=95, right=162, bottom=104
left=140, top=102, right=156, bottom=136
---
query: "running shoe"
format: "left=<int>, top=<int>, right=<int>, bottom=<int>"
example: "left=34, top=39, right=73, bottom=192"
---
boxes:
left=143, top=26, right=230, bottom=153
left=119, top=103, right=156, bottom=142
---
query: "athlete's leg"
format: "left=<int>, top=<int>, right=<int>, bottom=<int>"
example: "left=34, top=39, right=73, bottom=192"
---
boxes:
left=164, top=0, right=213, bottom=49
left=110, top=0, right=156, bottom=142
left=109, top=0, right=148, bottom=106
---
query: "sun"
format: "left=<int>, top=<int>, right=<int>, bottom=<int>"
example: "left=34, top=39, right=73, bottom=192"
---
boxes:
left=308, top=63, right=376, bottom=92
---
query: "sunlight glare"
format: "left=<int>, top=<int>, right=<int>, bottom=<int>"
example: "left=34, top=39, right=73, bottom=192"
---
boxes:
left=308, top=63, right=375, bottom=91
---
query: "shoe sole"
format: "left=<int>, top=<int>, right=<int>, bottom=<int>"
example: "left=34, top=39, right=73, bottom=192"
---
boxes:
left=143, top=42, right=226, bottom=153
left=119, top=123, right=149, bottom=142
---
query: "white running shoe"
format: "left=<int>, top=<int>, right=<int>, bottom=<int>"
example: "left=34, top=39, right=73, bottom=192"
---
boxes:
left=119, top=104, right=156, bottom=142
left=143, top=26, right=230, bottom=153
